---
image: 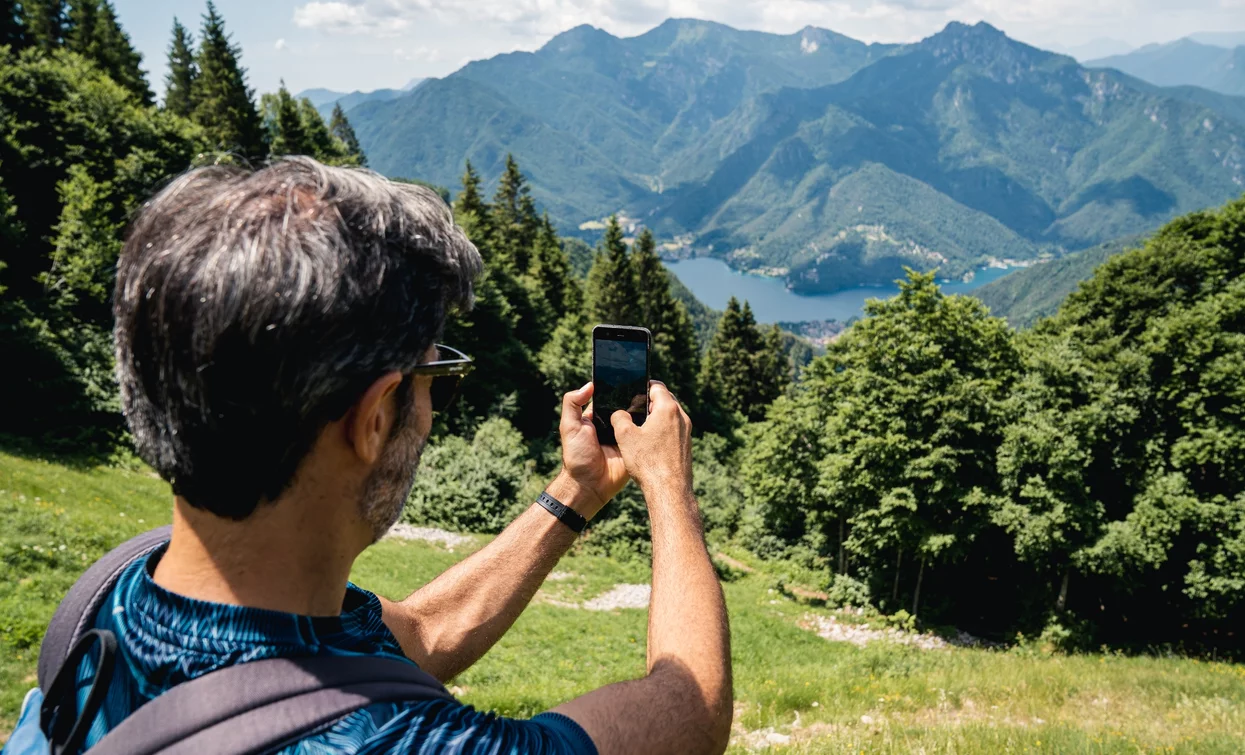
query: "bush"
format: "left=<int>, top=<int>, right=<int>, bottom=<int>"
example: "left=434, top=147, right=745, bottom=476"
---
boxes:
left=826, top=573, right=872, bottom=609
left=404, top=418, right=534, bottom=533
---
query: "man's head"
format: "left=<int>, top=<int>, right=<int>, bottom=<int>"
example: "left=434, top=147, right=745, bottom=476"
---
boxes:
left=114, top=157, right=481, bottom=539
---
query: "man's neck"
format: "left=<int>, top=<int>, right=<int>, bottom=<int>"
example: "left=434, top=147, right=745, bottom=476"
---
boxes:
left=153, top=495, right=368, bottom=617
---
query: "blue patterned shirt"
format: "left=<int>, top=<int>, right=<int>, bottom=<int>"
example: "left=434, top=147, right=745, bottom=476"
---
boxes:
left=74, top=546, right=596, bottom=754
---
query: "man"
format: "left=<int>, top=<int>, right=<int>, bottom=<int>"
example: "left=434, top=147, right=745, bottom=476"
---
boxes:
left=86, top=157, right=731, bottom=754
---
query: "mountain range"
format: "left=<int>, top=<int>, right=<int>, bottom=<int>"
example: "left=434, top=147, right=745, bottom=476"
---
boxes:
left=1089, top=39, right=1245, bottom=96
left=339, top=19, right=1245, bottom=294
left=300, top=78, right=425, bottom=119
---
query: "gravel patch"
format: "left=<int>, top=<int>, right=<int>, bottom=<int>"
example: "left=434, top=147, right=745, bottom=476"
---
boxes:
left=802, top=614, right=952, bottom=650
left=581, top=584, right=651, bottom=611
left=384, top=524, right=474, bottom=550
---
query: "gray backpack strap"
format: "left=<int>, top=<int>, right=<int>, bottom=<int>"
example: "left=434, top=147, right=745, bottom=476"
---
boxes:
left=86, top=654, right=454, bottom=755
left=38, top=526, right=173, bottom=693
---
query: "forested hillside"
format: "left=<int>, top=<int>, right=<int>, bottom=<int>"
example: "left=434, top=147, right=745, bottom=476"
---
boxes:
left=971, top=236, right=1143, bottom=327
left=345, top=20, right=1245, bottom=294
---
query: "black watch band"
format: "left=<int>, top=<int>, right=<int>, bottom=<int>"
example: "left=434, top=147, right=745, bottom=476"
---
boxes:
left=536, top=491, right=587, bottom=534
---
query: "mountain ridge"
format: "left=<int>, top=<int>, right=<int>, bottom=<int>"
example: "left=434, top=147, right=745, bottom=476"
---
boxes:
left=343, top=19, right=1245, bottom=294
left=1088, top=39, right=1245, bottom=96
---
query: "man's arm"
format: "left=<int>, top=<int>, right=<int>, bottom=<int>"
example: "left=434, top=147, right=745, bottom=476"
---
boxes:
left=552, top=383, right=733, bottom=755
left=379, top=383, right=629, bottom=682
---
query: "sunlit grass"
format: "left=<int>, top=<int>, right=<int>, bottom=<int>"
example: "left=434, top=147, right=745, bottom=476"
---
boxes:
left=3, top=449, right=1243, bottom=752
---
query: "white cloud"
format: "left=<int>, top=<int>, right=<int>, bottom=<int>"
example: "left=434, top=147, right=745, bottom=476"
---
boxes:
left=293, top=1, right=411, bottom=36
left=275, top=38, right=288, bottom=51
left=393, top=45, right=441, bottom=62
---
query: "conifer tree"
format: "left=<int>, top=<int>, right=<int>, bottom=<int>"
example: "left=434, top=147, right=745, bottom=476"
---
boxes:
left=163, top=18, right=197, bottom=117
left=490, top=154, right=539, bottom=271
left=262, top=84, right=309, bottom=156
left=453, top=161, right=493, bottom=259
left=585, top=216, right=640, bottom=326
left=699, top=298, right=787, bottom=423
left=328, top=103, right=366, bottom=166
left=754, top=323, right=788, bottom=407
left=298, top=98, right=348, bottom=163
left=192, top=1, right=266, bottom=160
left=631, top=228, right=699, bottom=399
left=23, top=0, right=65, bottom=49
left=1, top=0, right=26, bottom=49
left=65, top=0, right=151, bottom=104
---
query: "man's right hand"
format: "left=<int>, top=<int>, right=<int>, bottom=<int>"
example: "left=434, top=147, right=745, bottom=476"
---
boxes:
left=610, top=381, right=694, bottom=499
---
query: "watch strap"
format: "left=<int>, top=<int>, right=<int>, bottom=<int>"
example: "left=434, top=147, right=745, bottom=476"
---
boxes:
left=536, top=491, right=587, bottom=534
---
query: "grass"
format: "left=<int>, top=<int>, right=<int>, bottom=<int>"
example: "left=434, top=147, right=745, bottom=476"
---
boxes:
left=3, top=448, right=1245, bottom=753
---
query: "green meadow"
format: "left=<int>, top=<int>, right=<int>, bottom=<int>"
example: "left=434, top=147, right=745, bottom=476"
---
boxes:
left=2, top=448, right=1243, bottom=753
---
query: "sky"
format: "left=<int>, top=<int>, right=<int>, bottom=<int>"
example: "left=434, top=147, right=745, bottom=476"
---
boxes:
left=112, top=0, right=1245, bottom=98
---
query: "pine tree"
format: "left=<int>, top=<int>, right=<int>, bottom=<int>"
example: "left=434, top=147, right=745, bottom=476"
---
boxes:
left=0, top=174, right=21, bottom=295
left=192, top=1, right=267, bottom=161
left=163, top=18, right=197, bottom=117
left=263, top=83, right=309, bottom=156
left=754, top=323, right=788, bottom=408
left=698, top=298, right=788, bottom=424
left=23, top=0, right=65, bottom=49
left=585, top=216, right=640, bottom=326
left=329, top=103, right=366, bottom=166
left=631, top=228, right=699, bottom=399
left=453, top=161, right=493, bottom=260
left=298, top=98, right=345, bottom=162
left=65, top=0, right=151, bottom=104
left=529, top=213, right=579, bottom=339
left=490, top=154, right=539, bottom=271
left=1, top=0, right=26, bottom=49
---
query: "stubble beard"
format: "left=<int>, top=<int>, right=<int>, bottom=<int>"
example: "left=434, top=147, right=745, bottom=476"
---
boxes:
left=359, top=419, right=426, bottom=543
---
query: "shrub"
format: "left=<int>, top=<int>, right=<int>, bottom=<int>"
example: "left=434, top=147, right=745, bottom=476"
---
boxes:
left=405, top=418, right=534, bottom=533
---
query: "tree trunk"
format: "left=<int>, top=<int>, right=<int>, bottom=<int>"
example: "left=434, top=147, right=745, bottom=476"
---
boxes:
left=1056, top=569, right=1070, bottom=612
left=892, top=548, right=903, bottom=604
left=838, top=517, right=846, bottom=575
left=912, top=556, right=925, bottom=618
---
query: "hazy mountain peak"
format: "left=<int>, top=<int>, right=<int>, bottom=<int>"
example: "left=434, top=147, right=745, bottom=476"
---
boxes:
left=543, top=23, right=618, bottom=53
left=920, top=20, right=1054, bottom=74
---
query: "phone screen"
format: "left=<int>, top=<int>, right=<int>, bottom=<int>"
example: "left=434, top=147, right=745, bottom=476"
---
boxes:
left=593, top=328, right=650, bottom=445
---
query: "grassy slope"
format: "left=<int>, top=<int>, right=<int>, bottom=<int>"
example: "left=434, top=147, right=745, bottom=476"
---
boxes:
left=3, top=450, right=1244, bottom=753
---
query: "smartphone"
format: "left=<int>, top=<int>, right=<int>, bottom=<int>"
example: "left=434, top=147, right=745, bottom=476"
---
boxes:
left=592, top=324, right=652, bottom=445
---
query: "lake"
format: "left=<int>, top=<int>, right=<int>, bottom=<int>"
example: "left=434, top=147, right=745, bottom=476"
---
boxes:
left=664, top=257, right=1015, bottom=323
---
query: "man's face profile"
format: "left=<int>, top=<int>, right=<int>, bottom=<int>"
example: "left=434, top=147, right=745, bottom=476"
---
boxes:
left=359, top=348, right=438, bottom=542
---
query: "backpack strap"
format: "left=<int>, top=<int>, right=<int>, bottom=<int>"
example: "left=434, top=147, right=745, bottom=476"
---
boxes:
left=38, top=526, right=173, bottom=693
left=85, top=654, right=454, bottom=755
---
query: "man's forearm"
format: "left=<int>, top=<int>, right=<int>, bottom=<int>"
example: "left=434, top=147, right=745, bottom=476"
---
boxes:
left=552, top=487, right=733, bottom=755
left=380, top=472, right=596, bottom=681
left=645, top=487, right=733, bottom=748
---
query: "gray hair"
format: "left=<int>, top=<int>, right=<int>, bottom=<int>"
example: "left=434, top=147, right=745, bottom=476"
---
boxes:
left=114, top=157, right=482, bottom=519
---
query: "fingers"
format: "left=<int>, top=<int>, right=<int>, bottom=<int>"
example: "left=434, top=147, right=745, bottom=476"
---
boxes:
left=648, top=380, right=679, bottom=412
left=560, top=382, right=594, bottom=434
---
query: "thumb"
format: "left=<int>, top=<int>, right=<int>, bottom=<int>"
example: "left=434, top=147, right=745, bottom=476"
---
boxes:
left=610, top=409, right=636, bottom=438
left=560, top=382, right=593, bottom=434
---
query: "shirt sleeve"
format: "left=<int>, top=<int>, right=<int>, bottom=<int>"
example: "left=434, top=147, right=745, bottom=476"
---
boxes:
left=304, top=700, right=599, bottom=755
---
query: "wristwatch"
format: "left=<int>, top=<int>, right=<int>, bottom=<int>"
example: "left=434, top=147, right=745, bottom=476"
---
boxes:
left=536, top=491, right=587, bottom=534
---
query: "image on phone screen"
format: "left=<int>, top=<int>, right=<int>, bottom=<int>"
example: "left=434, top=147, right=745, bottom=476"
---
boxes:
left=593, top=333, right=649, bottom=444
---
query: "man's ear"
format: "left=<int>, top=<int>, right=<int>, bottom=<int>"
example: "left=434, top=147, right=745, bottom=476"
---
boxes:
left=345, top=371, right=405, bottom=465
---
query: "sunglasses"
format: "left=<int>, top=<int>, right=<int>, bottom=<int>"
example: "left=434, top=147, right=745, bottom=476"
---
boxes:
left=409, top=344, right=474, bottom=413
